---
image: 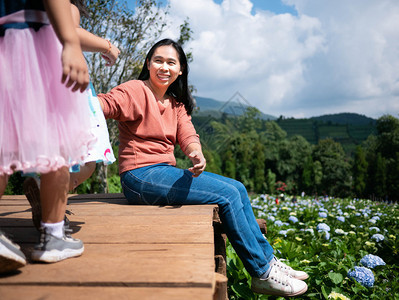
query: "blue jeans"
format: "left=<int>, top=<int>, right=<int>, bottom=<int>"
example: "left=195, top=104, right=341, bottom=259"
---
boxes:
left=120, top=163, right=274, bottom=277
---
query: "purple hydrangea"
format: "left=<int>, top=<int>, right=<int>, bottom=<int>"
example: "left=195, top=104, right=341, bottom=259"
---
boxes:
left=289, top=216, right=299, bottom=223
left=337, top=216, right=345, bottom=222
left=371, top=234, right=384, bottom=242
left=317, top=223, right=330, bottom=232
left=360, top=254, right=386, bottom=268
left=348, top=266, right=374, bottom=287
left=319, top=212, right=328, bottom=218
left=274, top=220, right=284, bottom=227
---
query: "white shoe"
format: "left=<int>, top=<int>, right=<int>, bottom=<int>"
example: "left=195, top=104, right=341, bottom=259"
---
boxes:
left=251, top=265, right=308, bottom=296
left=273, top=257, right=309, bottom=280
left=0, top=231, right=26, bottom=274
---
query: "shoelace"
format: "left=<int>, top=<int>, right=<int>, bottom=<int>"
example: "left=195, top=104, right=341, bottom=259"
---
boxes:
left=269, top=268, right=292, bottom=287
left=274, top=260, right=293, bottom=273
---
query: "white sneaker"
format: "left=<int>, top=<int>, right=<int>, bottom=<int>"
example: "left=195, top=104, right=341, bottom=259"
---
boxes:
left=251, top=265, right=308, bottom=296
left=0, top=231, right=26, bottom=274
left=273, top=257, right=309, bottom=280
left=31, top=228, right=84, bottom=263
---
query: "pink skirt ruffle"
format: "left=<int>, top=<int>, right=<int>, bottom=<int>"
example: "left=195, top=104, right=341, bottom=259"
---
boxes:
left=0, top=25, right=95, bottom=175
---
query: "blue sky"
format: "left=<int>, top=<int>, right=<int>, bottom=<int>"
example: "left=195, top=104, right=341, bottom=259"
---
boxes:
left=214, top=0, right=297, bottom=15
left=127, top=0, right=399, bottom=119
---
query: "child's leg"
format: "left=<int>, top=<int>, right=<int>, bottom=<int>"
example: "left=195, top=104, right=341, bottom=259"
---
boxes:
left=32, top=166, right=84, bottom=263
left=0, top=174, right=8, bottom=198
left=40, top=167, right=69, bottom=223
left=69, top=162, right=96, bottom=191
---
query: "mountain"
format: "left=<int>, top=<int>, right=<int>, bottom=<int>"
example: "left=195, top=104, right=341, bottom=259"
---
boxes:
left=193, top=95, right=277, bottom=120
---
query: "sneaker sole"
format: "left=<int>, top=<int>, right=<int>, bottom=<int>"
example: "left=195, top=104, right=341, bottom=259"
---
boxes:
left=31, top=246, right=84, bottom=263
left=23, top=177, right=41, bottom=231
left=295, top=274, right=309, bottom=280
left=251, top=283, right=308, bottom=297
left=0, top=244, right=26, bottom=274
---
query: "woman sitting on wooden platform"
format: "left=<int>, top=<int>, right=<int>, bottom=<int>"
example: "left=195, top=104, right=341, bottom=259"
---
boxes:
left=97, top=38, right=309, bottom=297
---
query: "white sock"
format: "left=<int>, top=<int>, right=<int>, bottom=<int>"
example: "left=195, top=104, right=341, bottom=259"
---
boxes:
left=260, top=257, right=277, bottom=280
left=41, top=220, right=64, bottom=239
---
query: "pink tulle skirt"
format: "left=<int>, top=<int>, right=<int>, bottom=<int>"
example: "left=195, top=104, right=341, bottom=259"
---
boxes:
left=0, top=25, right=95, bottom=175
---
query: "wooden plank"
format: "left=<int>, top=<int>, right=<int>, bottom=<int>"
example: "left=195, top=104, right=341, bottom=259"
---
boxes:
left=0, top=195, right=219, bottom=299
left=0, top=244, right=214, bottom=285
left=3, top=224, right=213, bottom=244
left=0, top=286, right=213, bottom=300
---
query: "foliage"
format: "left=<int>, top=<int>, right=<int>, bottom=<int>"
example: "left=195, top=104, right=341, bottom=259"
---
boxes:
left=226, top=195, right=399, bottom=299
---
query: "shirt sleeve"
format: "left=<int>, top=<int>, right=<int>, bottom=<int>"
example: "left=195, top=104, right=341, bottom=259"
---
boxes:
left=176, top=104, right=201, bottom=152
left=98, top=81, right=141, bottom=122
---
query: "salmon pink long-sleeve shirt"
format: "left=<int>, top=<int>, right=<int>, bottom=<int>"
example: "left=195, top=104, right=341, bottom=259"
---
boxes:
left=98, top=80, right=200, bottom=174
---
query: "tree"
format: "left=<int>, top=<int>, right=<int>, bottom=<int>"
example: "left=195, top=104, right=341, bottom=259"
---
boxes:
left=79, top=0, right=192, bottom=193
left=352, top=145, right=368, bottom=197
left=313, top=138, right=351, bottom=197
left=266, top=169, right=276, bottom=195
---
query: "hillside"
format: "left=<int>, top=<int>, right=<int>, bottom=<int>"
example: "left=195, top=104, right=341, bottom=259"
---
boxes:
left=274, top=114, right=376, bottom=154
left=192, top=96, right=377, bottom=155
left=310, top=113, right=376, bottom=125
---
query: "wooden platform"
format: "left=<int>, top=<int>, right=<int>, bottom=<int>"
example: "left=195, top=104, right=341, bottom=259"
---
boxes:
left=0, top=194, right=221, bottom=300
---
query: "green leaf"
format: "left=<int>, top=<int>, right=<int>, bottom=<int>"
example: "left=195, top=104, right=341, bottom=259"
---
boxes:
left=231, top=282, right=254, bottom=299
left=328, top=272, right=344, bottom=284
left=321, top=285, right=329, bottom=299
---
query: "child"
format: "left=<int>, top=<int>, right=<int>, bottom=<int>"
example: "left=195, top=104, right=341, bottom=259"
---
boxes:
left=0, top=0, right=94, bottom=274
left=23, top=0, right=119, bottom=231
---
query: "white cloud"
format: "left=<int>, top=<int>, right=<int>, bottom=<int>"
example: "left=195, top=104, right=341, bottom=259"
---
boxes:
left=159, top=0, right=399, bottom=118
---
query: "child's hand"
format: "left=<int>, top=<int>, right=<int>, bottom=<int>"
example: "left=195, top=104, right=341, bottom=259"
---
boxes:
left=188, top=150, right=206, bottom=177
left=101, top=43, right=120, bottom=67
left=61, top=42, right=89, bottom=92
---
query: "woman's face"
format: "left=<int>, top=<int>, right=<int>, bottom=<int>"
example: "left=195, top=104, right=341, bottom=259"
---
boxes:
left=147, top=45, right=182, bottom=90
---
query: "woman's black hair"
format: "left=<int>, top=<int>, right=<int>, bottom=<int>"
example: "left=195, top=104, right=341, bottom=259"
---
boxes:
left=70, top=0, right=89, bottom=18
left=138, top=38, right=195, bottom=115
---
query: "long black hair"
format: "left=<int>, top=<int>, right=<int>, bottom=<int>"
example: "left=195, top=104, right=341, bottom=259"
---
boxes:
left=138, top=39, right=195, bottom=115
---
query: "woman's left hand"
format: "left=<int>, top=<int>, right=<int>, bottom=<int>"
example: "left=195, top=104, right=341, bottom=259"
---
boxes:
left=188, top=150, right=206, bottom=177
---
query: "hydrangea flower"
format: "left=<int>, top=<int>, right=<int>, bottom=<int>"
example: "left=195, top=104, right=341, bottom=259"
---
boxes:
left=369, top=227, right=380, bottom=232
left=304, top=228, right=314, bottom=235
left=337, top=216, right=345, bottom=222
left=279, top=230, right=287, bottom=237
left=335, top=229, right=346, bottom=235
left=348, top=266, right=374, bottom=287
left=371, top=234, right=384, bottom=242
left=268, top=215, right=276, bottom=222
left=319, top=212, right=328, bottom=218
left=360, top=254, right=386, bottom=268
left=317, top=223, right=330, bottom=232
left=368, top=218, right=377, bottom=224
left=274, top=220, right=284, bottom=227
left=288, top=216, right=299, bottom=223
left=328, top=291, right=350, bottom=300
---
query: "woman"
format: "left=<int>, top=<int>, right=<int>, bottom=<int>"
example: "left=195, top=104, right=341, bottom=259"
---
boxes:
left=98, top=38, right=308, bottom=296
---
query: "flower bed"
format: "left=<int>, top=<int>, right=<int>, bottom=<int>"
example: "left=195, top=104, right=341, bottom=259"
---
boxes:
left=227, top=195, right=399, bottom=299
